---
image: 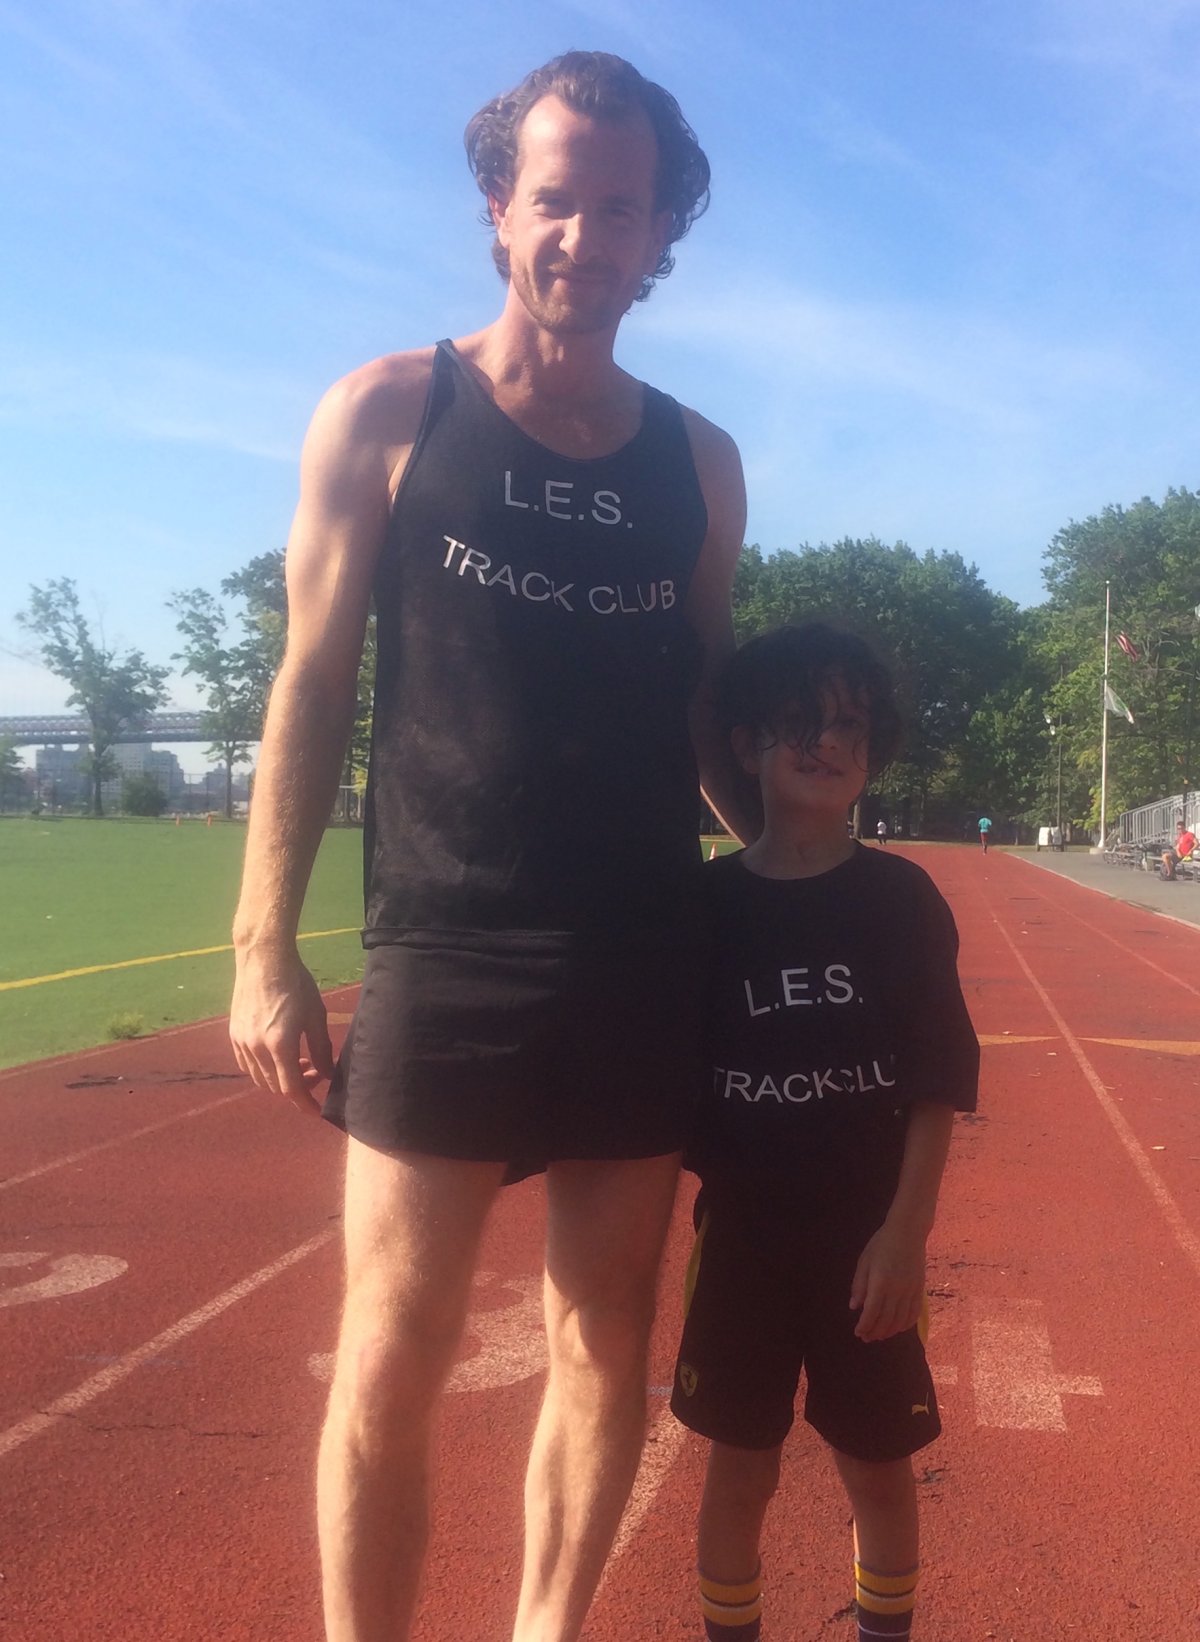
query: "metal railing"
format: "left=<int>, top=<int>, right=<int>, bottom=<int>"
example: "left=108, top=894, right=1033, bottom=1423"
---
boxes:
left=1116, top=791, right=1198, bottom=845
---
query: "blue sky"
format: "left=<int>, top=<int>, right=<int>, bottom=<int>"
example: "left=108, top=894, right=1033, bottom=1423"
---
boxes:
left=3, top=0, right=1199, bottom=773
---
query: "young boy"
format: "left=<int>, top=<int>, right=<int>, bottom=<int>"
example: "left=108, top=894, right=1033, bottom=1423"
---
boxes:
left=671, top=624, right=979, bottom=1641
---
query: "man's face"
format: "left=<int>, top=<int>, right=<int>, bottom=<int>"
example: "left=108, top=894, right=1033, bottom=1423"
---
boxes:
left=491, top=95, right=669, bottom=336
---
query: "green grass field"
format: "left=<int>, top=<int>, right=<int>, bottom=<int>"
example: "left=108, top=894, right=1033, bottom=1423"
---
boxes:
left=0, top=819, right=742, bottom=1071
left=0, top=816, right=365, bottom=1070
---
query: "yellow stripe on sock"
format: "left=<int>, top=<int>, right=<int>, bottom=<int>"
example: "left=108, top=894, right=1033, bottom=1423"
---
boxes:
left=700, top=1565, right=762, bottom=1625
left=700, top=1569, right=761, bottom=1606
left=855, top=1562, right=919, bottom=1601
left=701, top=1593, right=763, bottom=1626
left=856, top=1588, right=918, bottom=1616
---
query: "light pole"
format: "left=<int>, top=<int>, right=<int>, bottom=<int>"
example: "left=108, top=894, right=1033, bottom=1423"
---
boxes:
left=1044, top=657, right=1065, bottom=844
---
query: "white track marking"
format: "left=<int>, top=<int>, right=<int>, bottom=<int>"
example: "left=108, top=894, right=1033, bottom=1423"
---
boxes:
left=307, top=1262, right=685, bottom=1583
left=991, top=912, right=1200, bottom=1280
left=447, top=1273, right=546, bottom=1393
left=0, top=1229, right=335, bottom=1463
left=307, top=1271, right=548, bottom=1394
left=971, top=1298, right=1102, bottom=1431
left=0, top=1252, right=127, bottom=1307
left=0, top=1091, right=250, bottom=1193
left=602, top=1403, right=688, bottom=1580
left=1013, top=867, right=1200, bottom=1000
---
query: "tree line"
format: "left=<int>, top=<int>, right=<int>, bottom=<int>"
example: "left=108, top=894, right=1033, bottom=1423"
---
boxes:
left=15, top=484, right=1200, bottom=833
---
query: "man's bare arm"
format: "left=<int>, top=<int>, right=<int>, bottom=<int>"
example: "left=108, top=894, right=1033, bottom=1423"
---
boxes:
left=681, top=409, right=761, bottom=846
left=230, top=355, right=430, bottom=1110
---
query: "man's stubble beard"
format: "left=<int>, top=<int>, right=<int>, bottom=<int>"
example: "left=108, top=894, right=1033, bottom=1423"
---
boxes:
left=508, top=261, right=639, bottom=338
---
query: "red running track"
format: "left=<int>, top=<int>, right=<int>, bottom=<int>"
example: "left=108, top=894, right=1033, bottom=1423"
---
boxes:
left=2, top=846, right=1199, bottom=1640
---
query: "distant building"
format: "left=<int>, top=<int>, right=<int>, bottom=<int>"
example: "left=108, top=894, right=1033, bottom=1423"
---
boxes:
left=35, top=744, right=88, bottom=808
left=102, top=744, right=186, bottom=809
left=32, top=743, right=187, bottom=811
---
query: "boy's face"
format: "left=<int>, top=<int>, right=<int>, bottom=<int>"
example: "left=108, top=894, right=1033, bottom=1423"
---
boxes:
left=736, top=681, right=871, bottom=823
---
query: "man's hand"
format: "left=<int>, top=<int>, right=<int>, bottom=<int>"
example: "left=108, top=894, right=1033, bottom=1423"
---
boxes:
left=230, top=947, right=336, bottom=1116
left=848, top=1222, right=927, bottom=1343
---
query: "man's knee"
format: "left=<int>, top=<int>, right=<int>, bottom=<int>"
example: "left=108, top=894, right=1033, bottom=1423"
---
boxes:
left=331, top=1269, right=472, bottom=1428
left=545, top=1281, right=657, bottom=1383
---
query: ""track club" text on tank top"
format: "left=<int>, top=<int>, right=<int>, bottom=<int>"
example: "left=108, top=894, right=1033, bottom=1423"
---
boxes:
left=362, top=341, right=710, bottom=944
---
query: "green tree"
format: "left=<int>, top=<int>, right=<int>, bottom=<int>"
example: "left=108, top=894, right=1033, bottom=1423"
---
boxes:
left=221, top=546, right=376, bottom=821
left=169, top=586, right=259, bottom=820
left=122, top=771, right=169, bottom=817
left=220, top=549, right=288, bottom=727
left=342, top=610, right=376, bottom=819
left=17, top=580, right=170, bottom=817
left=0, top=736, right=25, bottom=811
left=1040, top=488, right=1200, bottom=825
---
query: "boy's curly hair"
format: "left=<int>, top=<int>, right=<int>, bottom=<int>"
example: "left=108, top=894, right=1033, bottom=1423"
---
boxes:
left=716, top=623, right=903, bottom=777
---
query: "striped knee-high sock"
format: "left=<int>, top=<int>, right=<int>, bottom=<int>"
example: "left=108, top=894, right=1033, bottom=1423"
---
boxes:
left=854, top=1559, right=918, bottom=1639
left=698, top=1565, right=762, bottom=1640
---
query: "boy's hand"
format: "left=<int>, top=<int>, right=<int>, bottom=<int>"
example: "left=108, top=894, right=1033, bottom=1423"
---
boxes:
left=849, top=1223, right=927, bottom=1342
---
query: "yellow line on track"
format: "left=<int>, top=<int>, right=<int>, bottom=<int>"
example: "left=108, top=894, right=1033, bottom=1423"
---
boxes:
left=1083, top=1038, right=1200, bottom=1056
left=977, top=1034, right=1055, bottom=1046
left=0, top=928, right=360, bottom=992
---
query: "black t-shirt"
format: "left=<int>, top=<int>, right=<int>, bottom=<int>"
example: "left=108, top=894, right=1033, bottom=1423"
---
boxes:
left=691, top=845, right=979, bottom=1248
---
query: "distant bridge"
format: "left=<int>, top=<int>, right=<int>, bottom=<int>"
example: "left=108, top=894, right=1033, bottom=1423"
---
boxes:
left=0, top=712, right=212, bottom=747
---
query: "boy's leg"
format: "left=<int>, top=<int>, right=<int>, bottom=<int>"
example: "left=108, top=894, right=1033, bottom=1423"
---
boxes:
left=696, top=1441, right=781, bottom=1639
left=832, top=1450, right=919, bottom=1641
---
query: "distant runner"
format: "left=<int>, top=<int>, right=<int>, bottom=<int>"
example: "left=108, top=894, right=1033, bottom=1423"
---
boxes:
left=978, top=815, right=992, bottom=853
left=875, top=818, right=888, bottom=847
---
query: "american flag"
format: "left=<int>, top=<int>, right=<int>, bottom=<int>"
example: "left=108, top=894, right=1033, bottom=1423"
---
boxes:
left=1116, top=632, right=1141, bottom=661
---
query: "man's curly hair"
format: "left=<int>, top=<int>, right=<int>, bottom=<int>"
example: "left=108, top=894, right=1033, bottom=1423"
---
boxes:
left=464, top=50, right=710, bottom=303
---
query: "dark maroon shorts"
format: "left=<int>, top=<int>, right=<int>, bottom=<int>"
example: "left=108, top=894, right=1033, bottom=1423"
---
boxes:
left=671, top=1193, right=941, bottom=1462
left=323, top=932, right=704, bottom=1164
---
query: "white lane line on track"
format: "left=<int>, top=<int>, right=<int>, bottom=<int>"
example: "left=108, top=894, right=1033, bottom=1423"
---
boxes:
left=0, top=1229, right=336, bottom=1463
left=991, top=914, right=1200, bottom=1280
left=601, top=1401, right=689, bottom=1583
left=0, top=1090, right=251, bottom=1193
left=1009, top=860, right=1200, bottom=1000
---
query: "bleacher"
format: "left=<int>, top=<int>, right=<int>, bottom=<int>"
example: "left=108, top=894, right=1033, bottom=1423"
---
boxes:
left=1104, top=790, right=1198, bottom=879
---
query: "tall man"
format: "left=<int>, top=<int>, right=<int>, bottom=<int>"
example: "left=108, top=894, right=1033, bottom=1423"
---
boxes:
left=229, top=51, right=750, bottom=1642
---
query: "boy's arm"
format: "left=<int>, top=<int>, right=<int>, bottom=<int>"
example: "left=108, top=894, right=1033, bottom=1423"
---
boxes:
left=849, top=1100, right=956, bottom=1342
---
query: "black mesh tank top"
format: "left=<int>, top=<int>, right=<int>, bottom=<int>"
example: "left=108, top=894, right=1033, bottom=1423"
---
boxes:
left=362, top=340, right=709, bottom=944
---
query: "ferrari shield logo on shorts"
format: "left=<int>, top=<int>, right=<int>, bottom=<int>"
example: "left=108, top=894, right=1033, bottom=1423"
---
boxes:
left=678, top=1362, right=699, bottom=1397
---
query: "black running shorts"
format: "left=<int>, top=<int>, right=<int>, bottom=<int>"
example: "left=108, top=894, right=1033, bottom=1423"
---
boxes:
left=323, top=933, right=704, bottom=1163
left=670, top=1199, right=941, bottom=1462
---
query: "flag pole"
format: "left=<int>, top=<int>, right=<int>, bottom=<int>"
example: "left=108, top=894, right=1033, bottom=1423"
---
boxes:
left=1099, top=579, right=1111, bottom=845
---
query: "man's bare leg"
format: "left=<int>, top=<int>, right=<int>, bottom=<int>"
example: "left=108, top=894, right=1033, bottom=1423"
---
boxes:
left=513, top=1154, right=680, bottom=1642
left=318, top=1139, right=505, bottom=1642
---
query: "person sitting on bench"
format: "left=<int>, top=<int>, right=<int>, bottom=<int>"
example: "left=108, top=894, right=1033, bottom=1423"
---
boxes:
left=1162, top=823, right=1197, bottom=881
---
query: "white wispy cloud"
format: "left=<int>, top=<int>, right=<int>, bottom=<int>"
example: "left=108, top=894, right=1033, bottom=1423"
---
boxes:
left=0, top=349, right=312, bottom=463
left=646, top=278, right=1140, bottom=433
